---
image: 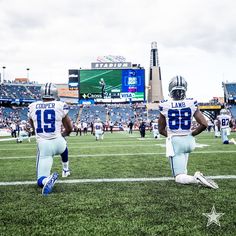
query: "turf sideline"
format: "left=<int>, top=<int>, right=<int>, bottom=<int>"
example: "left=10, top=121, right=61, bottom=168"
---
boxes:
left=0, top=175, right=236, bottom=186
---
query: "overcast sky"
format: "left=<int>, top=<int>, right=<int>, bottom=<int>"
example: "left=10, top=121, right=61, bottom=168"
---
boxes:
left=0, top=0, right=236, bottom=101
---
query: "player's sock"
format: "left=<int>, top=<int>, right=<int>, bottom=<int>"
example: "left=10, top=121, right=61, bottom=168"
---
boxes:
left=175, top=174, right=198, bottom=184
left=62, top=161, right=69, bottom=170
left=37, top=176, right=48, bottom=187
left=61, top=147, right=68, bottom=162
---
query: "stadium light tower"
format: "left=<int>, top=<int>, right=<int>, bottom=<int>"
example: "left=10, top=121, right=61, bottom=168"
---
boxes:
left=26, top=68, right=30, bottom=80
left=148, top=42, right=163, bottom=103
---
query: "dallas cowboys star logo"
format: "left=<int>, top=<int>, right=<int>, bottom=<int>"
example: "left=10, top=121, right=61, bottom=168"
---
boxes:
left=202, top=205, right=225, bottom=227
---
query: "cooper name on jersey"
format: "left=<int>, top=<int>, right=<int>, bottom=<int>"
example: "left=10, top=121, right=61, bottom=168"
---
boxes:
left=36, top=102, right=55, bottom=109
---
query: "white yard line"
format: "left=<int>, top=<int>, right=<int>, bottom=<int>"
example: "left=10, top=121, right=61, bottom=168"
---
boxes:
left=0, top=144, right=160, bottom=151
left=0, top=175, right=236, bottom=186
left=0, top=153, right=162, bottom=160
left=1, top=150, right=236, bottom=160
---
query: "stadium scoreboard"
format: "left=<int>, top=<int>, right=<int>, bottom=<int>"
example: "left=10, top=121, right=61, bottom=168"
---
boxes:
left=68, top=68, right=145, bottom=103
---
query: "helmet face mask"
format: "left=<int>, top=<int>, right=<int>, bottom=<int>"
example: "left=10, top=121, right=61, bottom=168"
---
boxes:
left=169, top=76, right=187, bottom=100
left=41, top=83, right=58, bottom=100
left=170, top=89, right=186, bottom=100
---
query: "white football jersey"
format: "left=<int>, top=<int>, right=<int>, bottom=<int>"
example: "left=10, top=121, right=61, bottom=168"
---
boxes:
left=217, top=114, right=231, bottom=129
left=159, top=98, right=198, bottom=136
left=152, top=122, right=159, bottom=131
left=94, top=122, right=103, bottom=131
left=28, top=100, right=69, bottom=140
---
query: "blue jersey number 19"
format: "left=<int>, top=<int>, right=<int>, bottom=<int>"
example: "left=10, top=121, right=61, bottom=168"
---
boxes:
left=168, top=108, right=192, bottom=130
left=36, top=109, right=56, bottom=133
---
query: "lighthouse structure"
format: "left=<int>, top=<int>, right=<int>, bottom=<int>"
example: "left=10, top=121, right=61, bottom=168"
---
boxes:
left=148, top=42, right=164, bottom=103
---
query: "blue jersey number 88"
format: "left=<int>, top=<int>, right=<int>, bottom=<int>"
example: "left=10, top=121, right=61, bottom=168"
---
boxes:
left=168, top=108, right=192, bottom=130
left=36, top=109, right=56, bottom=133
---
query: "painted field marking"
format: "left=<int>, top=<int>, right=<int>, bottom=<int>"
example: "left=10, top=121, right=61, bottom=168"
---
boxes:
left=1, top=150, right=236, bottom=160
left=0, top=143, right=163, bottom=151
left=0, top=175, right=236, bottom=186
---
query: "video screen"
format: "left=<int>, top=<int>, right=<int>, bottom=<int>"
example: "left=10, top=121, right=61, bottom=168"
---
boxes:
left=68, top=69, right=79, bottom=90
left=79, top=69, right=145, bottom=102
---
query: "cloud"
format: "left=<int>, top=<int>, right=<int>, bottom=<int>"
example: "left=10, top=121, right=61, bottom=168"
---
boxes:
left=0, top=0, right=235, bottom=101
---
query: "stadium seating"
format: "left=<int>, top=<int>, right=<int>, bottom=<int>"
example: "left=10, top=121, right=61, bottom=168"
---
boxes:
left=225, top=83, right=236, bottom=96
left=0, top=83, right=41, bottom=100
left=0, top=83, right=161, bottom=131
left=68, top=106, right=80, bottom=122
left=77, top=104, right=159, bottom=126
left=229, top=105, right=236, bottom=119
left=80, top=105, right=107, bottom=123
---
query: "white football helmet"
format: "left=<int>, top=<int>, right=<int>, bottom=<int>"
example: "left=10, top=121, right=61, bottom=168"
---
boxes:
left=220, top=109, right=227, bottom=115
left=169, top=75, right=187, bottom=100
left=41, top=83, right=58, bottom=99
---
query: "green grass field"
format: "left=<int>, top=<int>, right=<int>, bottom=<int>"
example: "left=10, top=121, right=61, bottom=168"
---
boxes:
left=0, top=131, right=236, bottom=235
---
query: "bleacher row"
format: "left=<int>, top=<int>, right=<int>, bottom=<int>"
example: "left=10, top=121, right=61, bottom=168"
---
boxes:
left=0, top=83, right=41, bottom=100
left=1, top=81, right=236, bottom=129
left=225, top=83, right=236, bottom=97
left=0, top=104, right=160, bottom=129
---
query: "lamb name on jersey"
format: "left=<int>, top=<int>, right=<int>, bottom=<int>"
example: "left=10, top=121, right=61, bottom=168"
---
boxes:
left=28, top=100, right=69, bottom=140
left=159, top=98, right=198, bottom=136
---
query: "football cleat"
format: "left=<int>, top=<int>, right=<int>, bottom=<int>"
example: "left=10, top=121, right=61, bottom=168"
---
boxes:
left=230, top=138, right=236, bottom=145
left=42, top=172, right=59, bottom=196
left=194, top=171, right=219, bottom=189
left=62, top=169, right=70, bottom=178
